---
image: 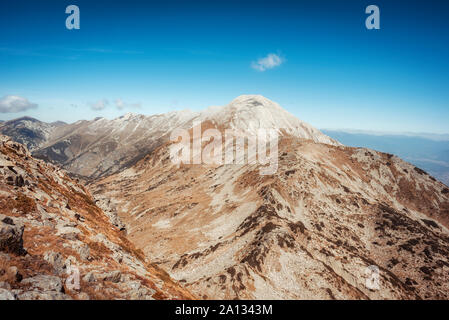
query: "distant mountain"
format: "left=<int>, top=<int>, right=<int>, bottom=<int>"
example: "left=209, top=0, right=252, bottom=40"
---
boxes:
left=0, top=117, right=65, bottom=152
left=324, top=129, right=449, bottom=142
left=323, top=130, right=449, bottom=186
left=0, top=95, right=339, bottom=179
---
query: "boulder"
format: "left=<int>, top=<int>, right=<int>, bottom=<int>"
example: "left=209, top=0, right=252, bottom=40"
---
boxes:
left=5, top=176, right=14, bottom=186
left=21, top=275, right=63, bottom=292
left=15, top=175, right=25, bottom=187
left=89, top=270, right=122, bottom=283
left=43, top=251, right=65, bottom=275
left=102, top=270, right=122, bottom=283
left=17, top=291, right=71, bottom=300
left=56, top=226, right=80, bottom=240
left=129, top=288, right=154, bottom=300
left=0, top=159, right=15, bottom=168
left=0, top=281, right=11, bottom=290
left=77, top=244, right=91, bottom=261
left=0, top=288, right=15, bottom=300
left=0, top=214, right=26, bottom=255
left=7, top=266, right=23, bottom=282
left=82, top=270, right=122, bottom=283
left=76, top=292, right=90, bottom=300
left=82, top=272, right=96, bottom=283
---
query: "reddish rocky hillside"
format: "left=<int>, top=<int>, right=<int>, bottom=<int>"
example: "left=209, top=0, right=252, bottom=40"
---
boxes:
left=2, top=95, right=449, bottom=301
left=0, top=135, right=195, bottom=300
left=93, top=135, right=449, bottom=300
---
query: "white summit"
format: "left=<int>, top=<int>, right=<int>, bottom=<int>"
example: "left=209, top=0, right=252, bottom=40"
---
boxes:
left=196, top=95, right=340, bottom=146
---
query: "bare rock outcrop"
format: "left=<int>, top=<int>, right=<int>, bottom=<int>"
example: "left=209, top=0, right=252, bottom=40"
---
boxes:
left=0, top=214, right=26, bottom=256
left=0, top=135, right=195, bottom=300
left=94, top=134, right=449, bottom=300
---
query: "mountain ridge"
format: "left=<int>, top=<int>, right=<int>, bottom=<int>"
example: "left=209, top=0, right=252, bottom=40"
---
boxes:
left=92, top=133, right=449, bottom=299
left=1, top=95, right=339, bottom=179
left=0, top=134, right=195, bottom=300
left=1, top=95, right=449, bottom=300
left=323, top=129, right=449, bottom=186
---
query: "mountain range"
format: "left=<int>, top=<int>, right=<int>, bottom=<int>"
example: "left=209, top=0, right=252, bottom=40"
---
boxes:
left=1, top=96, right=337, bottom=179
left=1, top=95, right=448, bottom=300
left=322, top=130, right=449, bottom=186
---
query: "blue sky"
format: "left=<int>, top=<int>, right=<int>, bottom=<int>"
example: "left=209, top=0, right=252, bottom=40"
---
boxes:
left=0, top=0, right=448, bottom=133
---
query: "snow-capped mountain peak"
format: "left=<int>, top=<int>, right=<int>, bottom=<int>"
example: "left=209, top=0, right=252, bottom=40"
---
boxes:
left=198, top=95, right=340, bottom=146
left=227, top=94, right=283, bottom=110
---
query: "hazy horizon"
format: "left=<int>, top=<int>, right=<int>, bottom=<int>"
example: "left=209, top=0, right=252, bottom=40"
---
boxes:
left=2, top=105, right=449, bottom=136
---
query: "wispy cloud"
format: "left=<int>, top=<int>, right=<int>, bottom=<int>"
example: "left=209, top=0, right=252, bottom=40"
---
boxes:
left=251, top=53, right=284, bottom=72
left=68, top=48, right=144, bottom=55
left=0, top=47, right=60, bottom=59
left=0, top=95, right=38, bottom=113
left=89, top=99, right=109, bottom=111
left=115, top=99, right=141, bottom=110
left=0, top=47, right=143, bottom=61
left=88, top=98, right=141, bottom=111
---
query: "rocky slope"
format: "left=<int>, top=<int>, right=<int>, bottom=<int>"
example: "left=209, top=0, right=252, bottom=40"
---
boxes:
left=91, top=97, right=449, bottom=300
left=0, top=134, right=195, bottom=300
left=2, top=95, right=449, bottom=300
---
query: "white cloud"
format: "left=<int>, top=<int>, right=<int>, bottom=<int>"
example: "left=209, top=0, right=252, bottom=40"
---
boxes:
left=251, top=53, right=284, bottom=72
left=115, top=99, right=141, bottom=110
left=89, top=99, right=109, bottom=111
left=0, top=95, right=38, bottom=113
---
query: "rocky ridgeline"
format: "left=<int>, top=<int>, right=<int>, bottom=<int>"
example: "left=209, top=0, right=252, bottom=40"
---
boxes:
left=94, top=136, right=449, bottom=299
left=0, top=135, right=194, bottom=300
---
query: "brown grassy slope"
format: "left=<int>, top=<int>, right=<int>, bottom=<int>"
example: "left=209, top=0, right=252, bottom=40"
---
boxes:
left=0, top=134, right=195, bottom=300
